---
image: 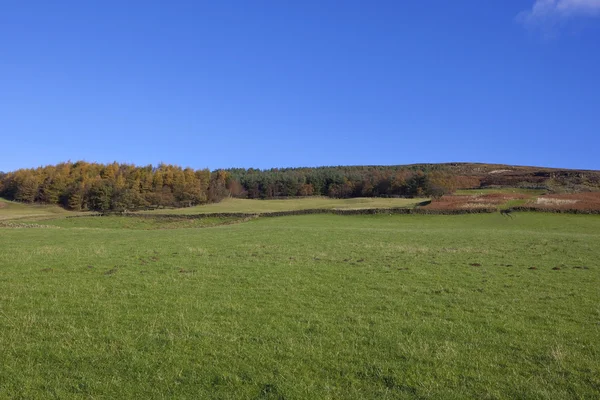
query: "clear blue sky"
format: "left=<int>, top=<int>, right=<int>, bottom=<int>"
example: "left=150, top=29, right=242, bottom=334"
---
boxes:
left=1, top=0, right=599, bottom=172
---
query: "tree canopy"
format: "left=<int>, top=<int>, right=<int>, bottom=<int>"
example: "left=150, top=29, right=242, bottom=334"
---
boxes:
left=0, top=162, right=480, bottom=211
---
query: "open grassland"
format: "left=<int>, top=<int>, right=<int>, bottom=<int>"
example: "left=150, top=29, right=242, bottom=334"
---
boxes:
left=37, top=215, right=248, bottom=230
left=140, top=196, right=428, bottom=215
left=0, top=198, right=80, bottom=221
left=1, top=213, right=599, bottom=399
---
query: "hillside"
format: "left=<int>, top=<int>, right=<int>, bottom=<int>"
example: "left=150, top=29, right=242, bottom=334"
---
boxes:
left=225, top=162, right=600, bottom=193
left=1, top=162, right=598, bottom=214
left=0, top=198, right=80, bottom=221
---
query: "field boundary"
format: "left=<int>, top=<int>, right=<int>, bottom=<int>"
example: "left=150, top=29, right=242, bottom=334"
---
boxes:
left=59, top=206, right=600, bottom=221
left=511, top=206, right=600, bottom=215
left=68, top=207, right=497, bottom=219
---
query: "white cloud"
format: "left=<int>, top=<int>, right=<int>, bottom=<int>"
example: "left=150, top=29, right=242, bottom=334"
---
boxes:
left=518, top=0, right=600, bottom=26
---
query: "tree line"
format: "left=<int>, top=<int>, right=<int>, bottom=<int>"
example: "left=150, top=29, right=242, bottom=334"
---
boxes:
left=0, top=162, right=219, bottom=212
left=0, top=162, right=481, bottom=211
left=224, top=166, right=479, bottom=199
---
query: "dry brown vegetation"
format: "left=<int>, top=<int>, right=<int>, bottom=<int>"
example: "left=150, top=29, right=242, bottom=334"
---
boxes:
left=424, top=193, right=528, bottom=210
left=527, top=193, right=600, bottom=211
left=425, top=192, right=600, bottom=212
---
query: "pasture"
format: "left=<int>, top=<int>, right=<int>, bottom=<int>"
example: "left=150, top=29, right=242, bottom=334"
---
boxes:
left=0, top=198, right=79, bottom=221
left=0, top=207, right=599, bottom=398
left=138, top=196, right=427, bottom=215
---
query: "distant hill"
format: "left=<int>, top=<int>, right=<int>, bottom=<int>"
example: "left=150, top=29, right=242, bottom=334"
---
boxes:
left=0, top=161, right=598, bottom=213
left=224, top=162, right=600, bottom=196
left=408, top=162, right=599, bottom=191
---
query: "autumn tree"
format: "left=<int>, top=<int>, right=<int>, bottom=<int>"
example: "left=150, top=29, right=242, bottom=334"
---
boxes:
left=208, top=170, right=229, bottom=202
left=14, top=170, right=40, bottom=203
left=0, top=161, right=497, bottom=209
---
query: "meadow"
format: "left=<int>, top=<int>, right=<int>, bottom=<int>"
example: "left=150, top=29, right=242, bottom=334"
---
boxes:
left=0, top=200, right=599, bottom=399
left=139, top=196, right=426, bottom=215
left=0, top=198, right=80, bottom=221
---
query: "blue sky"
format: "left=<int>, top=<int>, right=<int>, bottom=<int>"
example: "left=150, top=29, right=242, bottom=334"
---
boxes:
left=1, top=0, right=599, bottom=171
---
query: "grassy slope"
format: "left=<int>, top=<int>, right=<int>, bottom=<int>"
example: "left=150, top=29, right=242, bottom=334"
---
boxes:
left=140, top=196, right=428, bottom=215
left=0, top=198, right=79, bottom=221
left=1, top=213, right=599, bottom=399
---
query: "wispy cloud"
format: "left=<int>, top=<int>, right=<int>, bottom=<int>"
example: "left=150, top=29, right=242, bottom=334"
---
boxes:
left=518, top=0, right=600, bottom=28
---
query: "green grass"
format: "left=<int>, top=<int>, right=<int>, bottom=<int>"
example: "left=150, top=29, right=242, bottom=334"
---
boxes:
left=39, top=215, right=246, bottom=230
left=140, top=196, right=428, bottom=215
left=454, top=188, right=547, bottom=196
left=0, top=198, right=81, bottom=221
left=500, top=199, right=530, bottom=209
left=1, top=213, right=599, bottom=399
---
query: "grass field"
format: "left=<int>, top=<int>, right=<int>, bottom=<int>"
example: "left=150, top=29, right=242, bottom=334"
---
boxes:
left=36, top=215, right=248, bottom=230
left=1, top=211, right=599, bottom=399
left=0, top=198, right=81, bottom=221
left=139, top=196, right=428, bottom=215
